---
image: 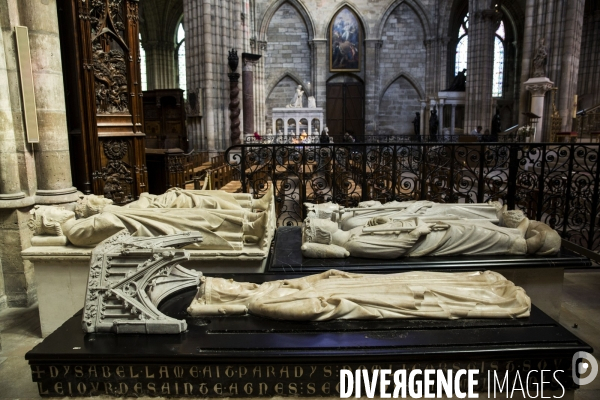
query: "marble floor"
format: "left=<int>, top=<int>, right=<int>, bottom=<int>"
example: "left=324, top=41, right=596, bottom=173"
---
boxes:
left=0, top=270, right=599, bottom=400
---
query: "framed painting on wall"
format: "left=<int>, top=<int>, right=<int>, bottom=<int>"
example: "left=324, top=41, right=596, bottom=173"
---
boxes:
left=330, top=8, right=361, bottom=72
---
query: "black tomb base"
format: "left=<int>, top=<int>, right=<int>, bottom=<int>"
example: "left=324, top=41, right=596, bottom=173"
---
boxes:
left=26, top=277, right=592, bottom=398
left=269, top=226, right=591, bottom=273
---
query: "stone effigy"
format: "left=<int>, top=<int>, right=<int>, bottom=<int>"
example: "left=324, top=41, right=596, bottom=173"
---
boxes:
left=29, top=187, right=276, bottom=252
left=187, top=269, right=531, bottom=321
left=301, top=201, right=561, bottom=259
left=123, top=188, right=271, bottom=211
left=307, top=200, right=503, bottom=230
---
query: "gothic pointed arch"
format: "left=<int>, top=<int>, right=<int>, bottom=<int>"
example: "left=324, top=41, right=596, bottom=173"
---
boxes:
left=376, top=0, right=432, bottom=40
left=377, top=2, right=427, bottom=94
left=258, top=0, right=315, bottom=42
left=175, top=16, right=186, bottom=94
left=378, top=75, right=423, bottom=135
left=322, top=2, right=369, bottom=39
left=379, top=72, right=425, bottom=103
left=327, top=72, right=364, bottom=84
left=264, top=1, right=314, bottom=127
left=266, top=71, right=309, bottom=99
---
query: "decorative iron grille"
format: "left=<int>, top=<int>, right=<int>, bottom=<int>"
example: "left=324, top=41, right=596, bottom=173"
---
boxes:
left=225, top=142, right=600, bottom=251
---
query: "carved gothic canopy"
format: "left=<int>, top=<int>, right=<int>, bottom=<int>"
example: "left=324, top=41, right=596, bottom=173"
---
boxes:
left=89, top=0, right=131, bottom=114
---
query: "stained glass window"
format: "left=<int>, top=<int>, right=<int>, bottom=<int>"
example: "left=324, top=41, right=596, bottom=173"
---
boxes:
left=496, top=20, right=505, bottom=40
left=492, top=21, right=505, bottom=97
left=455, top=14, right=469, bottom=76
left=176, top=22, right=186, bottom=97
left=455, top=15, right=506, bottom=97
left=455, top=36, right=468, bottom=76
left=139, top=34, right=147, bottom=91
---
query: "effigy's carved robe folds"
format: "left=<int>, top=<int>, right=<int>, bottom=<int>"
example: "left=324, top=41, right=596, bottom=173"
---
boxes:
left=65, top=206, right=263, bottom=249
left=301, top=200, right=562, bottom=259
left=28, top=188, right=275, bottom=251
left=187, top=270, right=531, bottom=321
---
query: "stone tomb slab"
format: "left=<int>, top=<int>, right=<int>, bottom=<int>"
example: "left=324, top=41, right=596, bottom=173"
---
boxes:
left=26, top=282, right=591, bottom=398
left=22, top=244, right=271, bottom=337
left=268, top=226, right=591, bottom=320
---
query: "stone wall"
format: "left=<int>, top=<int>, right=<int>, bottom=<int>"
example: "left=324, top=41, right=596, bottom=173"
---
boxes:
left=379, top=3, right=426, bottom=94
left=254, top=0, right=433, bottom=136
left=377, top=3, right=425, bottom=134
left=165, top=0, right=588, bottom=144
left=378, top=77, right=421, bottom=135
left=264, top=3, right=311, bottom=124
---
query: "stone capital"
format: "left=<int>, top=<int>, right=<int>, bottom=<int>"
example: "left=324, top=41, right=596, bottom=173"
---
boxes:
left=241, top=53, right=261, bottom=72
left=524, top=77, right=554, bottom=97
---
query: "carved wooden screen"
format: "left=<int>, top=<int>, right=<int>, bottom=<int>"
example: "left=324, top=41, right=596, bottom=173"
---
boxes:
left=59, top=0, right=147, bottom=204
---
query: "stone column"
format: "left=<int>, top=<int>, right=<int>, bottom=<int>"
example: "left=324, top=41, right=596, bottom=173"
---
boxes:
left=420, top=101, right=427, bottom=136
left=525, top=77, right=554, bottom=142
left=144, top=41, right=177, bottom=90
left=519, top=0, right=585, bottom=133
left=242, top=53, right=261, bottom=141
left=310, top=39, right=327, bottom=121
left=0, top=23, right=24, bottom=203
left=19, top=0, right=77, bottom=204
left=254, top=41, right=267, bottom=135
left=557, top=0, right=585, bottom=132
left=201, top=0, right=217, bottom=152
left=228, top=50, right=241, bottom=145
left=438, top=99, right=445, bottom=136
left=364, top=39, right=382, bottom=134
left=451, top=104, right=457, bottom=136
left=464, top=2, right=499, bottom=133
left=518, top=0, right=536, bottom=126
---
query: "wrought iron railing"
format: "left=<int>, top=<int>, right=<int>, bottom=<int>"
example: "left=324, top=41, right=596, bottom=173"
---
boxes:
left=245, top=135, right=322, bottom=144
left=225, top=142, right=600, bottom=251
left=359, top=134, right=529, bottom=143
left=245, top=133, right=530, bottom=144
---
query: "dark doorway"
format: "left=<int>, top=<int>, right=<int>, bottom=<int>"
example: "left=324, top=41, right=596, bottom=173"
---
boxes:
left=326, top=79, right=364, bottom=142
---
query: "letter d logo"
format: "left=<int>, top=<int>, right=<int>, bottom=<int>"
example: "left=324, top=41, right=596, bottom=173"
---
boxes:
left=572, top=351, right=598, bottom=386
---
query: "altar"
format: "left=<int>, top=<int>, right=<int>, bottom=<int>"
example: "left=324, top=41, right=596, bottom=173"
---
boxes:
left=272, top=107, right=324, bottom=137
